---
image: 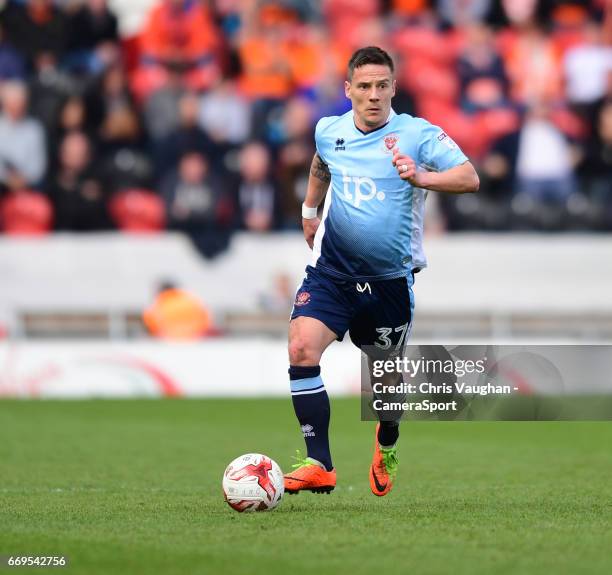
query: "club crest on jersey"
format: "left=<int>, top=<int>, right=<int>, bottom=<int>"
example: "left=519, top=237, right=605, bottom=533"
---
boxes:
left=294, top=291, right=311, bottom=306
left=335, top=138, right=345, bottom=151
left=381, top=133, right=399, bottom=154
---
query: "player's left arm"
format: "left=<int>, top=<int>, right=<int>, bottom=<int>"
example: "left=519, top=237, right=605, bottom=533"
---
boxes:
left=392, top=151, right=479, bottom=193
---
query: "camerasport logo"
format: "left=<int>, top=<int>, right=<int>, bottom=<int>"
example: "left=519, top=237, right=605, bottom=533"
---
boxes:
left=381, top=133, right=399, bottom=154
left=294, top=292, right=311, bottom=306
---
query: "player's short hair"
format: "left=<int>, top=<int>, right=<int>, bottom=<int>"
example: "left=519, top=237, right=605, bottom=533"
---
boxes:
left=347, top=46, right=394, bottom=81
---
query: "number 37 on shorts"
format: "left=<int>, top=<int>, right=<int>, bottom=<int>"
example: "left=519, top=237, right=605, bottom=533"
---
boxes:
left=291, top=265, right=414, bottom=352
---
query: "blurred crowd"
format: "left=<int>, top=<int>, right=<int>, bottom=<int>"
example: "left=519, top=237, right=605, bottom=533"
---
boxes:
left=0, top=0, right=610, bottom=256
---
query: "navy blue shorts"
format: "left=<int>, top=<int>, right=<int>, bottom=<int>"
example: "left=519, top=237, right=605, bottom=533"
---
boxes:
left=291, top=265, right=415, bottom=351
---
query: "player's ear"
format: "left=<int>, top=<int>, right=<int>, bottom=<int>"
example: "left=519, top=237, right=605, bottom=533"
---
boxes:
left=344, top=80, right=351, bottom=98
left=392, top=79, right=396, bottom=97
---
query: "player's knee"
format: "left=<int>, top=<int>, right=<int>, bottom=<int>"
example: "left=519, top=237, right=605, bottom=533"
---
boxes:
left=288, top=336, right=320, bottom=365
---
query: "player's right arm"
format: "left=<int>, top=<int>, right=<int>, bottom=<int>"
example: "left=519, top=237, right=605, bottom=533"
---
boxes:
left=302, top=152, right=331, bottom=249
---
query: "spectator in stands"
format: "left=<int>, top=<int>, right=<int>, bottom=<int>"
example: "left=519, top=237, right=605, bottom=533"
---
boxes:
left=153, top=91, right=216, bottom=182
left=586, top=67, right=612, bottom=141
left=87, top=64, right=152, bottom=192
left=479, top=128, right=519, bottom=200
left=563, top=19, right=612, bottom=119
left=143, top=280, right=212, bottom=340
left=275, top=97, right=315, bottom=228
left=258, top=271, right=295, bottom=314
left=477, top=93, right=588, bottom=229
left=159, top=150, right=233, bottom=258
left=457, top=24, right=509, bottom=110
left=211, top=0, right=244, bottom=41
left=498, top=0, right=563, bottom=104
left=237, top=4, right=297, bottom=140
left=237, top=3, right=295, bottom=100
left=451, top=23, right=520, bottom=160
left=0, top=81, right=46, bottom=192
left=310, top=50, right=352, bottom=119
left=41, top=94, right=93, bottom=178
left=27, top=48, right=76, bottom=139
left=65, top=0, right=120, bottom=74
left=515, top=101, right=576, bottom=202
left=284, top=22, right=329, bottom=94
left=490, top=0, right=551, bottom=29
left=437, top=0, right=494, bottom=28
left=54, top=95, right=92, bottom=141
left=236, top=141, right=279, bottom=232
left=198, top=78, right=252, bottom=147
left=580, top=101, right=612, bottom=205
left=1, top=0, right=67, bottom=71
left=47, top=131, right=111, bottom=231
left=0, top=22, right=26, bottom=81
left=134, top=0, right=221, bottom=100
left=143, top=67, right=185, bottom=144
left=90, top=64, right=142, bottom=154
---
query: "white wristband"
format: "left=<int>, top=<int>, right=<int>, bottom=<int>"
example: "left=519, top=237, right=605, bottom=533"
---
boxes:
left=302, top=203, right=318, bottom=219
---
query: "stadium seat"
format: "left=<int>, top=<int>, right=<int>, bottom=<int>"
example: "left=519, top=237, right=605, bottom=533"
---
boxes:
left=0, top=190, right=53, bottom=235
left=121, top=34, right=142, bottom=76
left=402, top=59, right=458, bottom=104
left=109, top=188, right=166, bottom=233
left=394, top=27, right=456, bottom=64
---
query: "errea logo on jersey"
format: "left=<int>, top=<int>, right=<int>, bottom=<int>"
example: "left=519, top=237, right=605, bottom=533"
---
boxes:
left=342, top=169, right=386, bottom=207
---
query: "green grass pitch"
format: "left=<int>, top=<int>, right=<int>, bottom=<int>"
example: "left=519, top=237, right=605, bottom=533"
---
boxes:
left=1, top=399, right=611, bottom=575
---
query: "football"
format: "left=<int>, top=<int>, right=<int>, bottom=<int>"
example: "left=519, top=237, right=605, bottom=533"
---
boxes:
left=222, top=453, right=284, bottom=512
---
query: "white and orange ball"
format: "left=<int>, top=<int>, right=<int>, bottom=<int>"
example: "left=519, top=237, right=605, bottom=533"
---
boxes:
left=222, top=453, right=284, bottom=512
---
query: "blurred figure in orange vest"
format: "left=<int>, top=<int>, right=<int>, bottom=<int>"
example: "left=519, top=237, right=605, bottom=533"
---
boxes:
left=132, top=0, right=221, bottom=100
left=143, top=280, right=212, bottom=340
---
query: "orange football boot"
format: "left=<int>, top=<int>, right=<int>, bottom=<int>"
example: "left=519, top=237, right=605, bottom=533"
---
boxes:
left=284, top=451, right=336, bottom=494
left=369, top=423, right=399, bottom=497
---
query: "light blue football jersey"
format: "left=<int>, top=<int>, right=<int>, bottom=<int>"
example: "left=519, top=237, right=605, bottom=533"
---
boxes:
left=312, top=109, right=468, bottom=281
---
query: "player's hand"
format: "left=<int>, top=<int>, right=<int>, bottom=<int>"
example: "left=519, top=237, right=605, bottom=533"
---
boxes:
left=302, top=217, right=320, bottom=250
left=392, top=148, right=426, bottom=187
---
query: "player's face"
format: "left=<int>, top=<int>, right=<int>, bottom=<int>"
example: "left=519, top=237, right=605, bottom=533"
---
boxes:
left=345, top=64, right=396, bottom=132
